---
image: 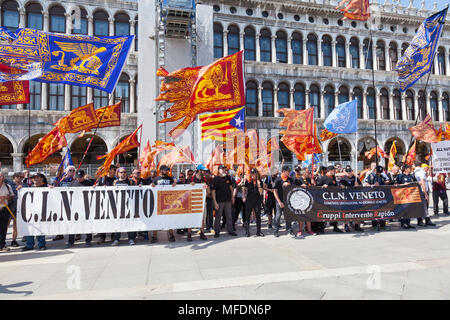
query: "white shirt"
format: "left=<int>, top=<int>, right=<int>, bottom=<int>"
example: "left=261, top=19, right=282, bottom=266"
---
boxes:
left=0, top=183, right=12, bottom=209
left=414, top=168, right=429, bottom=192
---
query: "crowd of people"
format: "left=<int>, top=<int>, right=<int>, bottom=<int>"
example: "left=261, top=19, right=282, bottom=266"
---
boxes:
left=0, top=159, right=447, bottom=253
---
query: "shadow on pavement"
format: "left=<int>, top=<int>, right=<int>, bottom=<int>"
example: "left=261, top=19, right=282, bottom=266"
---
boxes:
left=0, top=281, right=33, bottom=295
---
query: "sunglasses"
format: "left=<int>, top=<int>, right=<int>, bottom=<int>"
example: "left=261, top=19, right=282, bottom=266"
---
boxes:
left=119, top=171, right=127, bottom=174
left=68, top=169, right=75, bottom=172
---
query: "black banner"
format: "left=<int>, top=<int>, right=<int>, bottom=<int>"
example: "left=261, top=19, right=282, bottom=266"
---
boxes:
left=283, top=183, right=427, bottom=222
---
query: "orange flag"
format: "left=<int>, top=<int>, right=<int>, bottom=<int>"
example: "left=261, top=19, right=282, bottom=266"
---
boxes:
left=388, top=141, right=397, bottom=171
left=409, top=114, right=438, bottom=143
left=206, top=144, right=225, bottom=175
left=156, top=51, right=245, bottom=138
left=139, top=141, right=154, bottom=179
left=278, top=108, right=314, bottom=137
left=320, top=128, right=338, bottom=142
left=365, top=146, right=388, bottom=159
left=336, top=0, right=370, bottom=21
left=96, top=125, right=142, bottom=177
left=402, top=141, right=417, bottom=166
left=25, top=127, right=67, bottom=167
left=280, top=135, right=308, bottom=161
left=443, top=123, right=450, bottom=140
left=95, top=101, right=122, bottom=129
left=157, top=145, right=195, bottom=171
left=54, top=103, right=98, bottom=135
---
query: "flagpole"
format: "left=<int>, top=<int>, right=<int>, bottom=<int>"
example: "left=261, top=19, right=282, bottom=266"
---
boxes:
left=355, top=129, right=358, bottom=185
left=368, top=27, right=379, bottom=167
left=137, top=122, right=143, bottom=169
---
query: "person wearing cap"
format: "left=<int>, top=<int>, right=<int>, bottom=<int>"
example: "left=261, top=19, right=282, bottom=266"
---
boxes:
left=363, top=165, right=389, bottom=231
left=339, top=166, right=364, bottom=232
left=414, top=162, right=435, bottom=227
left=432, top=172, right=448, bottom=216
left=272, top=166, right=294, bottom=237
left=151, top=165, right=177, bottom=243
left=96, top=165, right=118, bottom=244
left=242, top=168, right=264, bottom=237
left=263, top=167, right=278, bottom=229
left=315, top=165, right=343, bottom=233
left=397, top=164, right=417, bottom=229
left=211, top=165, right=237, bottom=238
left=21, top=173, right=48, bottom=251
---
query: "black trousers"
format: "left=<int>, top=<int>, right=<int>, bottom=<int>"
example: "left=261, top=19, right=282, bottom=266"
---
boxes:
left=244, top=201, right=262, bottom=232
left=0, top=208, right=9, bottom=248
left=68, top=234, right=92, bottom=245
left=433, top=190, right=448, bottom=214
left=205, top=197, right=214, bottom=229
left=233, top=197, right=244, bottom=225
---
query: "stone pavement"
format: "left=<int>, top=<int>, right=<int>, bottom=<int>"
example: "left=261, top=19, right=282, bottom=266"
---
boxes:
left=1, top=209, right=450, bottom=299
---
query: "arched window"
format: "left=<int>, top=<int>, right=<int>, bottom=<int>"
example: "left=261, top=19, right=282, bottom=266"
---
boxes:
left=367, top=88, right=375, bottom=119
left=376, top=40, right=386, bottom=71
left=2, top=0, right=19, bottom=32
left=350, top=37, right=359, bottom=69
left=307, top=34, right=318, bottom=65
left=244, top=27, right=256, bottom=61
left=93, top=89, right=108, bottom=109
left=26, top=3, right=43, bottom=30
left=134, top=16, right=138, bottom=51
left=324, top=85, right=334, bottom=116
left=262, top=82, right=274, bottom=117
left=443, top=93, right=450, bottom=121
left=115, top=73, right=130, bottom=113
left=94, top=10, right=109, bottom=36
left=338, top=86, right=349, bottom=104
left=48, top=83, right=64, bottom=111
left=245, top=81, right=258, bottom=116
left=393, top=89, right=402, bottom=120
left=380, top=88, right=389, bottom=119
left=430, top=91, right=438, bottom=121
left=291, top=32, right=303, bottom=65
left=71, top=86, right=87, bottom=109
left=213, top=23, right=223, bottom=58
left=353, top=87, right=363, bottom=118
left=363, top=39, right=373, bottom=70
left=260, top=29, right=271, bottom=62
left=336, top=36, right=346, bottom=67
left=389, top=42, right=398, bottom=71
left=321, top=35, right=332, bottom=66
left=29, top=81, right=41, bottom=110
left=328, top=138, right=351, bottom=161
left=294, top=83, right=305, bottom=110
left=401, top=43, right=409, bottom=55
left=115, top=13, right=130, bottom=36
left=309, top=85, right=320, bottom=118
left=227, top=25, right=239, bottom=55
left=71, top=8, right=88, bottom=34
left=49, top=6, right=66, bottom=33
left=276, top=31, right=287, bottom=63
left=406, top=90, right=415, bottom=120
left=278, top=83, right=289, bottom=109
left=438, top=47, right=446, bottom=75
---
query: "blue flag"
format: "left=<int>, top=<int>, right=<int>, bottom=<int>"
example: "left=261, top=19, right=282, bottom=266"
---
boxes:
left=302, top=153, right=321, bottom=168
left=324, top=100, right=358, bottom=134
left=54, top=149, right=74, bottom=185
left=0, top=27, right=133, bottom=93
left=395, top=8, right=447, bottom=92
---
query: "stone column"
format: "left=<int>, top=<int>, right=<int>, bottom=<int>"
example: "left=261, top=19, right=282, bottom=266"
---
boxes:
left=401, top=92, right=407, bottom=121
left=130, top=19, right=136, bottom=52
left=345, top=42, right=350, bottom=68
left=320, top=89, right=325, bottom=119
left=64, top=85, right=71, bottom=111
left=434, top=55, right=439, bottom=75
left=87, top=88, right=93, bottom=104
left=385, top=46, right=390, bottom=71
left=223, top=30, right=228, bottom=57
left=414, top=94, right=420, bottom=120
left=88, top=16, right=94, bottom=36
left=318, top=39, right=323, bottom=66
left=41, top=83, right=48, bottom=110
left=362, top=90, right=368, bottom=119
left=290, top=88, right=295, bottom=109
left=334, top=90, right=339, bottom=107
left=11, top=153, right=24, bottom=173
left=287, top=36, right=293, bottom=64
left=258, top=85, right=263, bottom=117
left=273, top=87, right=279, bottom=116
left=129, top=79, right=136, bottom=113
left=389, top=92, right=395, bottom=120
left=445, top=50, right=450, bottom=76
left=426, top=93, right=431, bottom=116
left=109, top=17, right=114, bottom=36
left=376, top=90, right=382, bottom=120
left=271, top=35, right=277, bottom=63
left=109, top=93, right=114, bottom=105
left=438, top=95, right=444, bottom=122
left=43, top=10, right=49, bottom=32
left=239, top=31, right=244, bottom=53
left=17, top=104, right=24, bottom=110
left=372, top=40, right=377, bottom=71
left=331, top=40, right=336, bottom=67
left=255, top=34, right=260, bottom=62
left=302, top=39, right=307, bottom=65
left=65, top=12, right=72, bottom=34
left=305, top=89, right=310, bottom=108
left=19, top=8, right=25, bottom=28
left=359, top=43, right=364, bottom=70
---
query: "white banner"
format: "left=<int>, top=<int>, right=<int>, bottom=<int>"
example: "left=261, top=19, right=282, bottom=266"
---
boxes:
left=431, top=140, right=450, bottom=174
left=17, top=184, right=205, bottom=236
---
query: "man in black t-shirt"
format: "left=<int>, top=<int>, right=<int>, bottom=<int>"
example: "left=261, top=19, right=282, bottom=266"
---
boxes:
left=339, top=166, right=363, bottom=232
left=263, top=168, right=278, bottom=229
left=242, top=168, right=264, bottom=237
left=272, top=166, right=293, bottom=237
left=316, top=165, right=343, bottom=233
left=211, top=165, right=237, bottom=238
left=97, top=165, right=118, bottom=244
left=397, top=165, right=417, bottom=229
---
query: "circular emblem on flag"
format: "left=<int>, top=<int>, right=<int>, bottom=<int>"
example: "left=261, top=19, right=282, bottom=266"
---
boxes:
left=287, top=188, right=313, bottom=215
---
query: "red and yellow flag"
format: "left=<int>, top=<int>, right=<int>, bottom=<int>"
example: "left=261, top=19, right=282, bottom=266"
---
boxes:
left=365, top=146, right=388, bottom=159
left=157, top=145, right=195, bottom=171
left=206, top=144, right=225, bottom=175
left=280, top=135, right=308, bottom=161
left=336, top=0, right=370, bottom=21
left=54, top=103, right=98, bottom=135
left=156, top=51, right=245, bottom=138
left=409, top=114, right=438, bottom=143
left=388, top=141, right=397, bottom=171
left=0, top=64, right=30, bottom=106
left=278, top=108, right=314, bottom=137
left=25, top=127, right=67, bottom=167
left=402, top=141, right=417, bottom=166
left=199, top=107, right=245, bottom=141
left=320, top=128, right=338, bottom=142
left=95, top=101, right=122, bottom=128
left=96, top=125, right=142, bottom=176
